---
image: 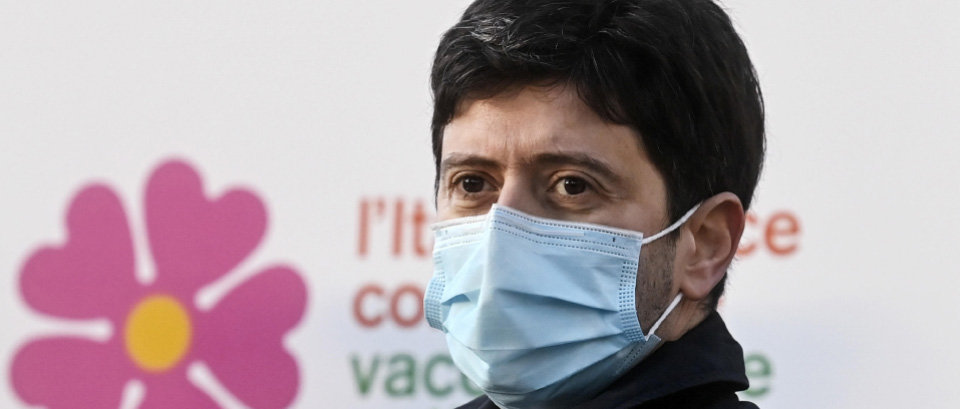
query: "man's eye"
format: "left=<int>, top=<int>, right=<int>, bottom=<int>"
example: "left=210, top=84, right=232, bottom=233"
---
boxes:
left=460, top=176, right=486, bottom=193
left=558, top=177, right=588, bottom=195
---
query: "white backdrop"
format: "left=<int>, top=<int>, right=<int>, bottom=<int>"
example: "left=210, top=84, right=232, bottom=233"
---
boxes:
left=2, top=1, right=959, bottom=408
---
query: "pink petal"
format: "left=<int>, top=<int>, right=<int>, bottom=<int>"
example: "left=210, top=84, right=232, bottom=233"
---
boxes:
left=139, top=372, right=220, bottom=409
left=20, top=185, right=141, bottom=322
left=11, top=337, right=132, bottom=409
left=146, top=160, right=266, bottom=296
left=195, top=266, right=306, bottom=409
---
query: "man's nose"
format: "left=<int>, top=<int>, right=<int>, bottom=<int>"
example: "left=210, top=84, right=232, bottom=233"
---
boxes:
left=495, top=176, right=543, bottom=217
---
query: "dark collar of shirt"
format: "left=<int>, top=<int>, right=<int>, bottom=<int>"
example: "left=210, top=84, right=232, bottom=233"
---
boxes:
left=456, top=310, right=755, bottom=409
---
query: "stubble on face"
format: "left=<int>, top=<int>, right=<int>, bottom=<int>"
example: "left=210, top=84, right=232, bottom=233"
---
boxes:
left=636, top=234, right=677, bottom=333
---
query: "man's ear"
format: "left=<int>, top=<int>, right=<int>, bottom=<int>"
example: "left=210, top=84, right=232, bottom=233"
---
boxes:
left=675, top=192, right=745, bottom=302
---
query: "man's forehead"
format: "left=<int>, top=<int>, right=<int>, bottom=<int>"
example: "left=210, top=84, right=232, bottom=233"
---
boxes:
left=441, top=120, right=648, bottom=172
left=453, top=84, right=593, bottom=128
left=447, top=84, right=645, bottom=149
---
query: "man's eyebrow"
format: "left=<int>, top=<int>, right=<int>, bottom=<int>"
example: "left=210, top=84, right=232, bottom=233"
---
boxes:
left=439, top=153, right=502, bottom=176
left=530, top=152, right=624, bottom=183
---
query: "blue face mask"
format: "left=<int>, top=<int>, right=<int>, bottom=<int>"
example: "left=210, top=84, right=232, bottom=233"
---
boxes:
left=424, top=204, right=699, bottom=409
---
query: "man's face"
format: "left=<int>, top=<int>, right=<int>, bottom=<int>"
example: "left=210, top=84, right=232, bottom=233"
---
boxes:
left=437, top=84, right=679, bottom=329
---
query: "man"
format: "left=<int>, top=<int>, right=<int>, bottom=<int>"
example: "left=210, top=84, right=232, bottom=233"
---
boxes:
left=422, top=0, right=764, bottom=408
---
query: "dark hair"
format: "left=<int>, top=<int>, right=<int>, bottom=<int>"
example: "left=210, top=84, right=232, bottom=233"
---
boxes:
left=430, top=0, right=764, bottom=308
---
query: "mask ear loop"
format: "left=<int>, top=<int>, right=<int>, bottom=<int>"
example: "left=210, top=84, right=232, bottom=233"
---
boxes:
left=641, top=204, right=701, bottom=245
left=644, top=293, right=683, bottom=341
left=640, top=203, right=700, bottom=340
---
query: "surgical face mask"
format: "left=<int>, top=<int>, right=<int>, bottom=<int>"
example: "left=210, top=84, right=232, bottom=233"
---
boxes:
left=423, top=204, right=699, bottom=409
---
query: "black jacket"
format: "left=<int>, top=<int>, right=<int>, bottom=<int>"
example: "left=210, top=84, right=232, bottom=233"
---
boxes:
left=455, top=311, right=758, bottom=409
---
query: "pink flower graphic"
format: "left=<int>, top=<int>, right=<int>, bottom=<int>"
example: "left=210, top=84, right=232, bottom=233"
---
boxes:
left=10, top=160, right=307, bottom=409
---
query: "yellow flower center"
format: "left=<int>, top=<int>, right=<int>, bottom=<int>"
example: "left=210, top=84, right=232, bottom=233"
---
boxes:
left=124, top=295, right=192, bottom=372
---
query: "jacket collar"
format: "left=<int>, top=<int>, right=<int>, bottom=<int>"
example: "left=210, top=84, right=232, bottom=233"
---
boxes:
left=574, top=310, right=750, bottom=408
